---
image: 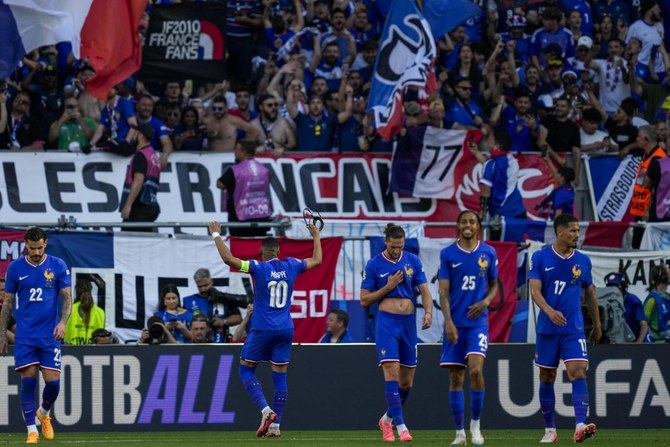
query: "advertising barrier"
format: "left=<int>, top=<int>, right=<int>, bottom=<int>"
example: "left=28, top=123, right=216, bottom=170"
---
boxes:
left=1, top=344, right=668, bottom=431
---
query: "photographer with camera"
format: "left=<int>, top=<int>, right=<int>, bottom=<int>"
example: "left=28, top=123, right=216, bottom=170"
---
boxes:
left=138, top=316, right=177, bottom=345
left=48, top=96, right=97, bottom=151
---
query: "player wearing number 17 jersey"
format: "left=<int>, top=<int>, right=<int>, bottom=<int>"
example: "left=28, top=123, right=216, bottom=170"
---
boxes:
left=208, top=220, right=322, bottom=438
left=438, top=210, right=498, bottom=446
left=0, top=227, right=72, bottom=444
left=529, top=214, right=602, bottom=444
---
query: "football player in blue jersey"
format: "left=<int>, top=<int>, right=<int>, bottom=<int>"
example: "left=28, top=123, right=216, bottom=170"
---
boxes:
left=360, top=223, right=434, bottom=443
left=438, top=210, right=499, bottom=446
left=0, top=227, right=72, bottom=444
left=529, top=214, right=602, bottom=444
left=208, top=220, right=322, bottom=438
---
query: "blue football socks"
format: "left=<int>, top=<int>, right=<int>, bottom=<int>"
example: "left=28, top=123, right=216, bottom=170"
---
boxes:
left=271, top=371, right=288, bottom=424
left=449, top=390, right=465, bottom=430
left=384, top=381, right=405, bottom=426
left=239, top=364, right=269, bottom=411
left=539, top=382, right=556, bottom=429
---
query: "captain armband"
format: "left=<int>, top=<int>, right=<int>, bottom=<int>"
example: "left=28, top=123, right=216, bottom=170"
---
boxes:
left=239, top=260, right=250, bottom=273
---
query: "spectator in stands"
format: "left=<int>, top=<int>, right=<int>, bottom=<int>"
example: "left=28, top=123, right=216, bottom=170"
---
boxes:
left=426, top=98, right=446, bottom=129
left=530, top=7, right=575, bottom=69
left=154, top=284, right=192, bottom=343
left=313, top=41, right=346, bottom=92
left=643, top=264, right=670, bottom=343
left=202, top=95, right=258, bottom=151
left=263, top=0, right=304, bottom=57
left=604, top=272, right=651, bottom=343
left=119, top=123, right=161, bottom=231
left=566, top=10, right=584, bottom=43
left=217, top=139, right=274, bottom=236
left=0, top=277, right=16, bottom=345
left=449, top=43, right=485, bottom=102
left=631, top=53, right=670, bottom=123
left=319, top=309, right=353, bottom=343
left=64, top=278, right=105, bottom=345
left=539, top=96, right=582, bottom=186
left=89, top=86, right=137, bottom=150
left=189, top=316, right=213, bottom=344
left=228, top=85, right=258, bottom=123
left=590, top=95, right=639, bottom=157
left=320, top=8, right=357, bottom=66
left=630, top=125, right=667, bottom=248
left=48, top=96, right=97, bottom=152
left=251, top=93, right=296, bottom=155
left=497, top=13, right=532, bottom=67
left=338, top=85, right=366, bottom=152
left=138, top=315, right=177, bottom=345
left=579, top=107, right=615, bottom=154
left=474, top=132, right=527, bottom=240
left=492, top=86, right=541, bottom=152
left=91, top=328, right=116, bottom=345
left=306, top=0, right=332, bottom=34
left=520, top=64, right=546, bottom=107
left=287, top=78, right=352, bottom=151
left=593, top=1, right=630, bottom=28
left=590, top=38, right=631, bottom=116
left=350, top=39, right=378, bottom=84
left=182, top=268, right=245, bottom=331
left=135, top=94, right=173, bottom=167
left=155, top=81, right=188, bottom=113
left=626, top=0, right=665, bottom=83
left=349, top=2, right=376, bottom=51
left=225, top=0, right=263, bottom=85
left=0, top=91, right=45, bottom=150
left=173, top=106, right=206, bottom=151
left=22, top=64, right=63, bottom=139
left=232, top=303, right=253, bottom=343
left=444, top=77, right=485, bottom=130
left=537, top=164, right=576, bottom=219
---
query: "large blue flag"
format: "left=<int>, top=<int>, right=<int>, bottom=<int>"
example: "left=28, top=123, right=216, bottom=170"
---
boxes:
left=422, top=0, right=481, bottom=38
left=367, top=0, right=437, bottom=140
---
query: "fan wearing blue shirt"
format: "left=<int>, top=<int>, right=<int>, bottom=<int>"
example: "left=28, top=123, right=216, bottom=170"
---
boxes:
left=360, top=224, right=434, bottom=443
left=528, top=214, right=602, bottom=444
left=0, top=227, right=72, bottom=444
left=438, top=210, right=498, bottom=446
left=208, top=220, right=322, bottom=439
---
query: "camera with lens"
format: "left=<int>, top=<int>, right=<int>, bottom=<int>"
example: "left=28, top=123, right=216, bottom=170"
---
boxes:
left=149, top=322, right=164, bottom=340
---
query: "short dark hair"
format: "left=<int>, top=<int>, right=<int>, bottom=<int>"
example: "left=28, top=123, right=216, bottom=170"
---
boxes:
left=212, top=95, right=227, bottom=105
left=237, top=139, right=257, bottom=157
left=261, top=237, right=280, bottom=254
left=384, top=223, right=405, bottom=240
left=553, top=213, right=578, bottom=234
left=25, top=227, right=47, bottom=242
left=494, top=132, right=512, bottom=151
left=558, top=166, right=576, bottom=183
left=330, top=309, right=349, bottom=328
left=649, top=264, right=669, bottom=290
left=582, top=108, right=601, bottom=124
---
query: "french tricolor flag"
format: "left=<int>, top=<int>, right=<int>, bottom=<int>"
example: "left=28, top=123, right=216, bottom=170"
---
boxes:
left=0, top=0, right=146, bottom=98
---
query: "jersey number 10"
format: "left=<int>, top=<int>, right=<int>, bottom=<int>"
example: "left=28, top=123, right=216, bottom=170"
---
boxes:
left=268, top=280, right=288, bottom=308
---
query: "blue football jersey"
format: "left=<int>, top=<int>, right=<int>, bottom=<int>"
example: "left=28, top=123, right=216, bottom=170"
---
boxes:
left=438, top=241, right=499, bottom=328
left=4, top=255, right=71, bottom=339
left=249, top=257, right=306, bottom=331
left=529, top=246, right=593, bottom=335
left=361, top=251, right=427, bottom=301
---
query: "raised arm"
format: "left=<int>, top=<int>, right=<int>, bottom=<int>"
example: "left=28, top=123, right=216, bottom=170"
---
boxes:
left=208, top=221, right=243, bottom=270
left=305, top=223, right=322, bottom=270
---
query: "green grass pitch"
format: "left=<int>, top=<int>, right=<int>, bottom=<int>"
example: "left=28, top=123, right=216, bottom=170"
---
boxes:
left=2, top=430, right=670, bottom=446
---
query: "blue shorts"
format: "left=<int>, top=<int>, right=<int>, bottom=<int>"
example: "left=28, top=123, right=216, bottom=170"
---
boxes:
left=440, top=326, right=488, bottom=367
left=241, top=329, right=294, bottom=365
left=14, top=337, right=62, bottom=372
left=534, top=333, right=588, bottom=369
left=375, top=311, right=417, bottom=367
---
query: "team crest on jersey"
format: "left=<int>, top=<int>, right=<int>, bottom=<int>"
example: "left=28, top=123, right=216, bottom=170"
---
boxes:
left=381, top=348, right=386, bottom=356
left=43, top=269, right=55, bottom=288
left=404, top=265, right=413, bottom=277
left=478, top=255, right=489, bottom=277
left=571, top=265, right=582, bottom=284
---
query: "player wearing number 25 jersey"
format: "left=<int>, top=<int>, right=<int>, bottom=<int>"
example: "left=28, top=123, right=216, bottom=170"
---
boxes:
left=0, top=227, right=72, bottom=444
left=208, top=220, right=322, bottom=438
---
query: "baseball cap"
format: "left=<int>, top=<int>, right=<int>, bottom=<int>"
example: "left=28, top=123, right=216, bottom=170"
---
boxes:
left=131, top=123, right=155, bottom=141
left=662, top=95, right=670, bottom=110
left=605, top=272, right=627, bottom=287
left=577, top=36, right=593, bottom=49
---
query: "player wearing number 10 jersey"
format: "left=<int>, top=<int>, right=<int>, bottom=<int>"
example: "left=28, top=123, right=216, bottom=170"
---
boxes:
left=0, top=227, right=72, bottom=444
left=208, top=220, right=322, bottom=438
left=529, top=214, right=602, bottom=444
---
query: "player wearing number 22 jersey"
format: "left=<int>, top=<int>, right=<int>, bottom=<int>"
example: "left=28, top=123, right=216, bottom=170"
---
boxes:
left=208, top=220, right=322, bottom=438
